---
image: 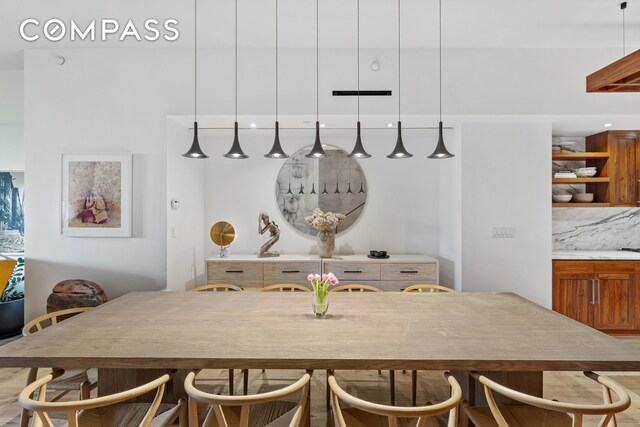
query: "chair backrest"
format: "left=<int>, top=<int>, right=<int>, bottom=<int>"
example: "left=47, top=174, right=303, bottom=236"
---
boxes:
left=19, top=369, right=174, bottom=427
left=260, top=284, right=311, bottom=292
left=185, top=370, right=312, bottom=427
left=23, top=307, right=93, bottom=336
left=191, top=284, right=243, bottom=292
left=329, top=371, right=461, bottom=427
left=330, top=284, right=383, bottom=293
left=403, top=284, right=455, bottom=293
left=471, top=371, right=630, bottom=427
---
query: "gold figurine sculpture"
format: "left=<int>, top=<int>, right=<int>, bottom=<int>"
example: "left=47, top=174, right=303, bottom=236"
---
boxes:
left=258, top=212, right=280, bottom=258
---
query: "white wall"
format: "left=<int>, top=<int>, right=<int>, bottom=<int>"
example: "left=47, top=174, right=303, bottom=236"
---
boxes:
left=199, top=127, right=440, bottom=258
left=461, top=122, right=552, bottom=307
left=166, top=118, right=205, bottom=290
left=24, top=48, right=190, bottom=320
left=0, top=70, right=24, bottom=171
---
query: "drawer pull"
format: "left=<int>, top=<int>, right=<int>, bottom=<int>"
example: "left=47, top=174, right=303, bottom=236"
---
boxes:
left=400, top=270, right=419, bottom=274
left=344, top=270, right=363, bottom=274
left=281, top=270, right=300, bottom=274
left=225, top=270, right=244, bottom=274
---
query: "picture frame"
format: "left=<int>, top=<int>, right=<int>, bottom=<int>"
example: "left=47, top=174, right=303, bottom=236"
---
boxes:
left=60, top=153, right=132, bottom=237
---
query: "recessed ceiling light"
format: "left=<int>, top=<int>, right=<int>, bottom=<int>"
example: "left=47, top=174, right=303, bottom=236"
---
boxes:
left=370, top=61, right=381, bottom=72
left=250, top=123, right=257, bottom=128
left=604, top=123, right=613, bottom=127
left=386, top=123, right=394, bottom=128
left=320, top=123, right=326, bottom=128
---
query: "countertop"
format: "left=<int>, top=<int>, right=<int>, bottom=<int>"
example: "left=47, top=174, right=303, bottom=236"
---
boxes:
left=552, top=250, right=640, bottom=260
left=206, top=254, right=439, bottom=263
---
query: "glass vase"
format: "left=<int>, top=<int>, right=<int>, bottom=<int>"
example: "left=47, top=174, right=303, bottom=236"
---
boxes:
left=312, top=291, right=329, bottom=318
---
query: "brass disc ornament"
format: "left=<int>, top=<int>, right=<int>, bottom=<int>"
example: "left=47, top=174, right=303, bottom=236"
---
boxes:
left=210, top=221, right=236, bottom=247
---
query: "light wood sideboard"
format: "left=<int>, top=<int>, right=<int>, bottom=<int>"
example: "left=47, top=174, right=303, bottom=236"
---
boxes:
left=323, top=255, right=439, bottom=291
left=206, top=254, right=439, bottom=291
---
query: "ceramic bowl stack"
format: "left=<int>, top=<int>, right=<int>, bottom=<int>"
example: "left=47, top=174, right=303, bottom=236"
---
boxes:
left=575, top=167, right=597, bottom=177
left=553, top=194, right=573, bottom=203
left=572, top=193, right=594, bottom=203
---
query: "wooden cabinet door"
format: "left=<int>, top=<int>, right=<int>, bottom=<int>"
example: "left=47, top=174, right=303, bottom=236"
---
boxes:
left=593, top=273, right=635, bottom=331
left=608, top=132, right=639, bottom=206
left=552, top=272, right=593, bottom=326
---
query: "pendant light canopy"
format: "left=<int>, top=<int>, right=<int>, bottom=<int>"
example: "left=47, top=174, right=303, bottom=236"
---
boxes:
left=224, top=0, right=249, bottom=159
left=183, top=0, right=209, bottom=159
left=428, top=0, right=454, bottom=159
left=348, top=0, right=371, bottom=159
left=305, top=0, right=326, bottom=159
left=265, top=0, right=289, bottom=159
left=387, top=0, right=413, bottom=159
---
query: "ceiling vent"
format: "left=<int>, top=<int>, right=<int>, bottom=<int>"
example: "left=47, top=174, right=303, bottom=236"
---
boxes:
left=332, top=90, right=392, bottom=96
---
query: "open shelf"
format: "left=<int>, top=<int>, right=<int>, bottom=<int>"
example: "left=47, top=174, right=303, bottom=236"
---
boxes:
left=552, top=203, right=611, bottom=208
left=552, top=152, right=610, bottom=160
left=552, top=177, right=610, bottom=184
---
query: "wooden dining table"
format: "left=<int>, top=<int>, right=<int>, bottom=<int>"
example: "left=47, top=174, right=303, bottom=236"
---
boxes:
left=1, top=291, right=639, bottom=405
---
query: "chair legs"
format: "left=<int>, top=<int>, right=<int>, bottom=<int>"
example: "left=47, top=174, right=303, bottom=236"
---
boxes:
left=228, top=369, right=234, bottom=395
left=411, top=370, right=417, bottom=406
left=460, top=400, right=471, bottom=427
left=242, top=369, right=249, bottom=395
left=389, top=370, right=395, bottom=405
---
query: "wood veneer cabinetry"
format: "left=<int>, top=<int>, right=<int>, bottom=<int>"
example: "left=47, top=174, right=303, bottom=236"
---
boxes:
left=552, top=260, right=638, bottom=334
left=552, top=130, right=640, bottom=207
left=585, top=131, right=640, bottom=207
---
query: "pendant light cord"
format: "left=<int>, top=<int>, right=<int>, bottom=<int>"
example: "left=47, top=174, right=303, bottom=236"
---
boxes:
left=357, top=0, right=360, bottom=122
left=235, top=0, right=238, bottom=121
left=621, top=2, right=627, bottom=57
left=316, top=0, right=319, bottom=123
left=397, top=0, right=401, bottom=122
left=275, top=0, right=279, bottom=121
left=439, top=0, right=442, bottom=122
left=194, top=0, right=198, bottom=121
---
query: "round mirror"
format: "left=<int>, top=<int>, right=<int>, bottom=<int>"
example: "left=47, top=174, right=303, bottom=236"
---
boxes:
left=275, top=145, right=367, bottom=236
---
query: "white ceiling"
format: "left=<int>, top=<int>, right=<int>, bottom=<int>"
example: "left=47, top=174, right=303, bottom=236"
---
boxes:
left=1, top=0, right=639, bottom=68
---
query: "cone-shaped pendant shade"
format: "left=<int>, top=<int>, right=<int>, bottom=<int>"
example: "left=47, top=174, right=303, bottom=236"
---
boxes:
left=183, top=122, right=209, bottom=158
left=265, top=121, right=289, bottom=158
left=387, top=121, right=413, bottom=158
left=224, top=122, right=249, bottom=159
left=428, top=121, right=454, bottom=159
left=305, top=121, right=326, bottom=158
left=348, top=121, right=371, bottom=158
left=322, top=183, right=328, bottom=194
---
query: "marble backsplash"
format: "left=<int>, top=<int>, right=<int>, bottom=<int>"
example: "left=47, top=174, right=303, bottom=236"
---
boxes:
left=553, top=208, right=640, bottom=250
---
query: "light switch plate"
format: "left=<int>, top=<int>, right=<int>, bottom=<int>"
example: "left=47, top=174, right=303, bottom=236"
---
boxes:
left=492, top=227, right=516, bottom=238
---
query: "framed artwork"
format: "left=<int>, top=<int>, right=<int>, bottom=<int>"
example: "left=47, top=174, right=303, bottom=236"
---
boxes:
left=61, top=154, right=132, bottom=237
left=0, top=171, right=24, bottom=253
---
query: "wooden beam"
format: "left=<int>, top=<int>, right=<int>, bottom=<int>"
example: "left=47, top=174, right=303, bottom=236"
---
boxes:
left=587, top=49, right=640, bottom=92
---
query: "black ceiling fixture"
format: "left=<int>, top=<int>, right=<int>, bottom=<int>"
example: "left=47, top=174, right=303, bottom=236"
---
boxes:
left=428, top=0, right=454, bottom=159
left=387, top=0, right=413, bottom=159
left=265, top=0, right=289, bottom=159
left=224, top=0, right=249, bottom=159
left=182, top=0, right=209, bottom=159
left=348, top=0, right=371, bottom=159
left=306, top=0, right=327, bottom=159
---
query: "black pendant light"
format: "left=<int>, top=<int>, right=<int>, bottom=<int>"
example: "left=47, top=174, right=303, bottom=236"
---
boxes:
left=348, top=0, right=371, bottom=159
left=322, top=182, right=329, bottom=194
left=306, top=0, right=327, bottom=159
left=224, top=0, right=249, bottom=159
left=428, top=0, right=454, bottom=159
left=265, top=0, right=289, bottom=159
left=358, top=182, right=365, bottom=194
left=310, top=183, right=317, bottom=194
left=387, top=0, right=413, bottom=159
left=183, top=0, right=209, bottom=159
left=299, top=183, right=305, bottom=195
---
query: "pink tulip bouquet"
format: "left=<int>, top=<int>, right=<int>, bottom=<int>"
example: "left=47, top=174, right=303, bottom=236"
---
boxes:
left=307, top=272, right=338, bottom=318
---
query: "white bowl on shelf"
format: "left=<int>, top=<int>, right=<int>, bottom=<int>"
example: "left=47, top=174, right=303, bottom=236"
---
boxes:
left=572, top=193, right=594, bottom=203
left=553, top=194, right=573, bottom=203
left=575, top=169, right=597, bottom=177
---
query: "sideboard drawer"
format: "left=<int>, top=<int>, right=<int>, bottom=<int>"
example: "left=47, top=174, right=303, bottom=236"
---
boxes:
left=207, top=262, right=263, bottom=288
left=263, top=262, right=320, bottom=285
left=324, top=262, right=380, bottom=281
left=381, top=263, right=437, bottom=282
